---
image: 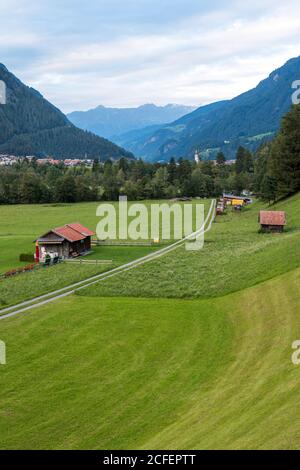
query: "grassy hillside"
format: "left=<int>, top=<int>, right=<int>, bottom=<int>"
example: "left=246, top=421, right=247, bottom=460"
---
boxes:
left=0, top=194, right=299, bottom=449
left=81, top=193, right=300, bottom=299
left=0, top=267, right=299, bottom=449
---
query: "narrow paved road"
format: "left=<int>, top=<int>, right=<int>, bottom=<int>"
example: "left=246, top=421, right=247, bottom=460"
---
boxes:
left=0, top=200, right=216, bottom=320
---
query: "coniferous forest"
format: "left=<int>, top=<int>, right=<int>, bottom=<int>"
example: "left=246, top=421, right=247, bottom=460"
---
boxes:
left=1, top=104, right=299, bottom=205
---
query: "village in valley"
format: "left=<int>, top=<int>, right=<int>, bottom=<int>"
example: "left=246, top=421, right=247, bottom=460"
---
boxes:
left=0, top=154, right=95, bottom=167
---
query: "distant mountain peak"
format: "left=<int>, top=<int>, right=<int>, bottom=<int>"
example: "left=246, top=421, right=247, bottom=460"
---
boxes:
left=67, top=103, right=196, bottom=139
left=114, top=55, right=300, bottom=162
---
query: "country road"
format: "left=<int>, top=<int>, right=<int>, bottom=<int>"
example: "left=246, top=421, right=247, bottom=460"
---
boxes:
left=0, top=199, right=216, bottom=320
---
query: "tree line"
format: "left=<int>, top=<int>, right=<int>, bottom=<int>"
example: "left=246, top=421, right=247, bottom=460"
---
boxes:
left=0, top=152, right=254, bottom=204
left=255, top=104, right=300, bottom=203
left=0, top=104, right=299, bottom=204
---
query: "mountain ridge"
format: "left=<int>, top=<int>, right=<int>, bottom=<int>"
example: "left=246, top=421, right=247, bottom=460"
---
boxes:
left=0, top=65, right=133, bottom=160
left=67, top=103, right=196, bottom=140
left=118, top=56, right=300, bottom=162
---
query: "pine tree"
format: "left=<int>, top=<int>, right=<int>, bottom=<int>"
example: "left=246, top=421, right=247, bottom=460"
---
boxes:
left=260, top=175, right=278, bottom=204
left=236, top=146, right=246, bottom=174
left=269, top=105, right=300, bottom=197
left=168, top=157, right=177, bottom=184
left=236, top=146, right=253, bottom=174
left=216, top=152, right=226, bottom=165
left=92, top=158, right=100, bottom=173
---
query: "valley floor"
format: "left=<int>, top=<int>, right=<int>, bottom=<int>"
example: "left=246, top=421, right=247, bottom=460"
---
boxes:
left=0, top=195, right=300, bottom=449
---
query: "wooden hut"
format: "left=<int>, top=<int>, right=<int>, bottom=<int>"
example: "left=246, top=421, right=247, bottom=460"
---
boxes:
left=259, top=211, right=286, bottom=233
left=35, top=223, right=95, bottom=262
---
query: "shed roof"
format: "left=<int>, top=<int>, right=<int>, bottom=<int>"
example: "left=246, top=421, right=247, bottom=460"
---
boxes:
left=53, top=226, right=86, bottom=242
left=259, top=211, right=286, bottom=226
left=67, top=223, right=95, bottom=237
left=36, top=222, right=95, bottom=243
left=223, top=194, right=250, bottom=201
left=36, top=231, right=64, bottom=244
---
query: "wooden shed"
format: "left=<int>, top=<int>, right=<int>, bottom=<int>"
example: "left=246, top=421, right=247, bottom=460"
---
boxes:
left=35, top=223, right=95, bottom=262
left=259, top=211, right=286, bottom=233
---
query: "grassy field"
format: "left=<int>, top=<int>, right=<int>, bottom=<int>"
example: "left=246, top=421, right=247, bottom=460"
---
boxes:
left=0, top=194, right=300, bottom=449
left=0, top=246, right=160, bottom=309
left=0, top=267, right=299, bottom=449
left=80, top=194, right=300, bottom=299
left=0, top=199, right=209, bottom=273
left=0, top=199, right=210, bottom=309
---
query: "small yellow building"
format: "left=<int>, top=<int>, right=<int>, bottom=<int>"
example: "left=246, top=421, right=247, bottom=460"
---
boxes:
left=232, top=199, right=244, bottom=206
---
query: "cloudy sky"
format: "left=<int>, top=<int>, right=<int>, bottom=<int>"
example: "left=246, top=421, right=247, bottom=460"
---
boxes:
left=0, top=0, right=300, bottom=112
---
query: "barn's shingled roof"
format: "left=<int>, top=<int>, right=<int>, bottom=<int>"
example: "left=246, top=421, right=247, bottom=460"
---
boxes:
left=67, top=223, right=95, bottom=237
left=52, top=223, right=95, bottom=242
left=53, top=225, right=86, bottom=242
left=35, top=223, right=96, bottom=243
left=259, top=211, right=286, bottom=226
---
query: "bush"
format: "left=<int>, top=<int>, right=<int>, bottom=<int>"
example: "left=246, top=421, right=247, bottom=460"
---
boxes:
left=19, top=253, right=34, bottom=262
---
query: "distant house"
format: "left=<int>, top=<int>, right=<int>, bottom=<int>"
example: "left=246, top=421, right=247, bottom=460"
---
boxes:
left=223, top=194, right=252, bottom=205
left=216, top=198, right=226, bottom=215
left=259, top=211, right=286, bottom=233
left=35, top=223, right=96, bottom=262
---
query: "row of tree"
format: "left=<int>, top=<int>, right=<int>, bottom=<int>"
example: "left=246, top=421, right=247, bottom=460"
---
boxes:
left=255, top=104, right=300, bottom=203
left=0, top=151, right=255, bottom=204
left=0, top=104, right=299, bottom=204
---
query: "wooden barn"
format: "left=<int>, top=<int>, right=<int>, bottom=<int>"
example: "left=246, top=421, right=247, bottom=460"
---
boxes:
left=259, top=211, right=286, bottom=233
left=35, top=223, right=96, bottom=262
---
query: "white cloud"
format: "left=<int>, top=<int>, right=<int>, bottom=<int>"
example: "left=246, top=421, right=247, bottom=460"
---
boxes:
left=1, top=0, right=300, bottom=112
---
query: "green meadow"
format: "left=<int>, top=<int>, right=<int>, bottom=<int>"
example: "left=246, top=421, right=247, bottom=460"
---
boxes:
left=81, top=194, right=300, bottom=299
left=0, top=199, right=209, bottom=274
left=0, top=268, right=300, bottom=449
left=0, top=199, right=209, bottom=307
left=0, top=195, right=300, bottom=449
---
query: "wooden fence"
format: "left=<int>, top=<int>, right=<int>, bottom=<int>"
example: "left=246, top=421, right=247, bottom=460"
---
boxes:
left=92, top=240, right=156, bottom=247
left=64, top=259, right=113, bottom=265
left=0, top=261, right=54, bottom=279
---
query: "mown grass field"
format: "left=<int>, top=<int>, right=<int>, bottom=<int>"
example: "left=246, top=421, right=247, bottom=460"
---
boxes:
left=0, top=194, right=300, bottom=449
left=0, top=246, right=161, bottom=309
left=0, top=267, right=299, bottom=449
